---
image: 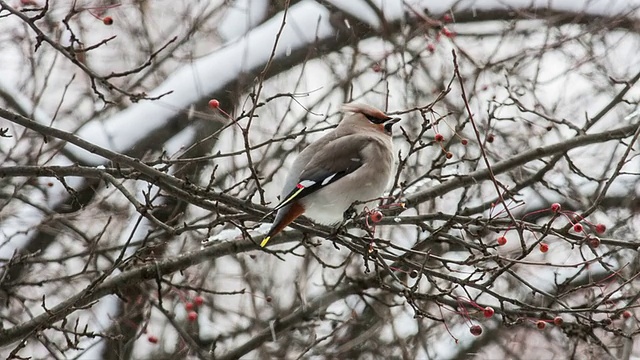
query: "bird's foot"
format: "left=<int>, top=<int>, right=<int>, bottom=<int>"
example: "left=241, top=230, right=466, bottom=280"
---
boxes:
left=342, top=206, right=358, bottom=223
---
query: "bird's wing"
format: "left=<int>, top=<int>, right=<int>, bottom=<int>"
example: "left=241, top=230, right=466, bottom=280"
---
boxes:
left=271, top=135, right=371, bottom=212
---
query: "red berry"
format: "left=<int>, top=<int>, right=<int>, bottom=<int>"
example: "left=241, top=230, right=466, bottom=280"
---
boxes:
left=595, top=224, right=606, bottom=234
left=553, top=316, right=563, bottom=326
left=441, top=27, right=455, bottom=38
left=371, top=63, right=382, bottom=72
left=185, top=302, right=194, bottom=311
left=539, top=243, right=549, bottom=253
left=483, top=307, right=494, bottom=318
left=208, top=99, right=220, bottom=108
left=623, top=310, right=632, bottom=319
left=103, top=16, right=113, bottom=25
left=147, top=335, right=158, bottom=343
left=445, top=152, right=453, bottom=159
left=486, top=134, right=495, bottom=143
left=194, top=296, right=204, bottom=306
left=442, top=13, right=452, bottom=23
left=536, top=320, right=546, bottom=330
left=370, top=210, right=383, bottom=223
left=427, top=43, right=435, bottom=53
left=573, top=223, right=583, bottom=233
left=469, top=325, right=482, bottom=336
left=589, top=236, right=600, bottom=248
left=497, top=236, right=507, bottom=246
left=187, top=311, right=197, bottom=322
left=460, top=138, right=468, bottom=145
left=550, top=203, right=561, bottom=213
left=434, top=133, right=444, bottom=142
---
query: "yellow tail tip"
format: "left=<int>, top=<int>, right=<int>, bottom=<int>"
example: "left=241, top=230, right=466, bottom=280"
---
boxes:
left=260, top=236, right=271, bottom=247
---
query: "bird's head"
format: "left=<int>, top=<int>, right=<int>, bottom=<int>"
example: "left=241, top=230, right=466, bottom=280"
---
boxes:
left=340, top=103, right=401, bottom=136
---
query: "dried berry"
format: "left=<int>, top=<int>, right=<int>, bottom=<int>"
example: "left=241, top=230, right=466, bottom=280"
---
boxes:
left=370, top=210, right=383, bottom=223
left=553, top=316, right=563, bottom=326
left=470, top=325, right=482, bottom=336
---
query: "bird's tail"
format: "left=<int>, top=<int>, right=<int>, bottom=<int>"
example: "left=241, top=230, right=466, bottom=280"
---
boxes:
left=260, top=202, right=305, bottom=247
left=260, top=236, right=272, bottom=247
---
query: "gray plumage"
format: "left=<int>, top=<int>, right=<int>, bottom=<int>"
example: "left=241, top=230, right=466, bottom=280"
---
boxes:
left=263, top=103, right=399, bottom=245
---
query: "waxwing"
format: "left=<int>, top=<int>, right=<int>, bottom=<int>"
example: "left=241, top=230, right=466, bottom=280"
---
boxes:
left=261, top=103, right=400, bottom=247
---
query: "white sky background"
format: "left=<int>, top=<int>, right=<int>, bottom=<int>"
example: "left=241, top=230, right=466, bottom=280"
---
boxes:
left=1, top=0, right=640, bottom=358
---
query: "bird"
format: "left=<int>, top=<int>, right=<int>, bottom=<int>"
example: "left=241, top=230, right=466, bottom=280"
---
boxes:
left=260, top=103, right=400, bottom=247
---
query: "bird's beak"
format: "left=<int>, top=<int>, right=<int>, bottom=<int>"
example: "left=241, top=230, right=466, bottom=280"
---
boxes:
left=383, top=117, right=401, bottom=133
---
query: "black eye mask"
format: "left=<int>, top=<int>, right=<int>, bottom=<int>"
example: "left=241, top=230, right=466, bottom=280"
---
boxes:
left=364, top=113, right=392, bottom=124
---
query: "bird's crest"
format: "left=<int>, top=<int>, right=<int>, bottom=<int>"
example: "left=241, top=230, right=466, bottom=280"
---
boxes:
left=341, top=103, right=389, bottom=122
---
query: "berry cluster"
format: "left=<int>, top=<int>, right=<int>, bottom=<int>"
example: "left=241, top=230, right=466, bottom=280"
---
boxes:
left=185, top=295, right=205, bottom=323
left=425, top=13, right=456, bottom=54
left=432, top=129, right=468, bottom=161
left=454, top=298, right=496, bottom=337
left=454, top=295, right=596, bottom=337
left=495, top=202, right=607, bottom=251
left=146, top=295, right=205, bottom=345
